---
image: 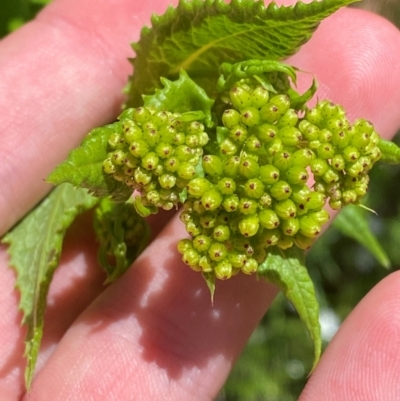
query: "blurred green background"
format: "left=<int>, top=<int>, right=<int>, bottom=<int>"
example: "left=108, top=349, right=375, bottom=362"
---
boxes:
left=1, top=1, right=399, bottom=400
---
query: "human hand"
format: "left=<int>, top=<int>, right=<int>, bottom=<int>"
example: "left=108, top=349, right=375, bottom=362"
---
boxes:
left=1, top=1, right=400, bottom=400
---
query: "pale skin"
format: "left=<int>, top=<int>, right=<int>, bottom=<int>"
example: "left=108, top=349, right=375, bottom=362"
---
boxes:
left=1, top=0, right=400, bottom=400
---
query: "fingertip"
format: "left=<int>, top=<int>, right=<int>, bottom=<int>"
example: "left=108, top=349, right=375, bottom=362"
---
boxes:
left=300, top=271, right=400, bottom=401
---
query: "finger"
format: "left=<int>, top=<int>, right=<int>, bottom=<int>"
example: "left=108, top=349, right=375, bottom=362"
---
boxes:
left=299, top=271, right=400, bottom=401
left=0, top=0, right=179, bottom=235
left=24, top=9, right=400, bottom=400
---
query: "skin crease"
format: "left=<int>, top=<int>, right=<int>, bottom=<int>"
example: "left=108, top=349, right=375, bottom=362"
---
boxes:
left=0, top=0, right=399, bottom=400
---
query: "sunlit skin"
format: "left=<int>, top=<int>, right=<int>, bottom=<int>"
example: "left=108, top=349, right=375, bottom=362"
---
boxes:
left=1, top=0, right=400, bottom=400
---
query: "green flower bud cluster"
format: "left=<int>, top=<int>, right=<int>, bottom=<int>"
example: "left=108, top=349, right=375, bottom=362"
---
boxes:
left=102, top=107, right=209, bottom=213
left=177, top=78, right=381, bottom=280
left=302, top=100, right=381, bottom=210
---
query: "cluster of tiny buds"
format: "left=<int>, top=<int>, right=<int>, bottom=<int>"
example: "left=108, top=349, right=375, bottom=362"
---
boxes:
left=177, top=79, right=381, bottom=280
left=103, top=107, right=209, bottom=214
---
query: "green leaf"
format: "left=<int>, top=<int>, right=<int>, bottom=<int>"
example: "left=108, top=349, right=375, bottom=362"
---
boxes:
left=94, top=198, right=151, bottom=283
left=258, top=246, right=321, bottom=370
left=143, top=70, right=214, bottom=127
left=378, top=138, right=400, bottom=164
left=333, top=204, right=390, bottom=269
left=127, top=0, right=359, bottom=106
left=2, top=183, right=98, bottom=388
left=202, top=272, right=216, bottom=303
left=47, top=125, right=132, bottom=202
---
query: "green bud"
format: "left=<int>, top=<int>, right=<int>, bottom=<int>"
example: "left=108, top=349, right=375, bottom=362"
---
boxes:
left=238, top=197, right=258, bottom=215
left=274, top=199, right=297, bottom=220
left=223, top=156, right=241, bottom=177
left=277, top=109, right=298, bottom=128
left=239, top=158, right=260, bottom=179
left=215, top=260, right=233, bottom=280
left=187, top=178, right=211, bottom=197
left=177, top=162, right=196, bottom=180
left=241, top=258, right=258, bottom=275
left=218, top=177, right=237, bottom=195
left=270, top=94, right=291, bottom=115
left=222, top=109, right=241, bottom=129
left=199, top=255, right=213, bottom=273
left=259, top=228, right=281, bottom=247
left=133, top=107, right=152, bottom=125
left=318, top=128, right=332, bottom=143
left=321, top=101, right=341, bottom=120
left=175, top=145, right=194, bottom=162
left=124, top=126, right=143, bottom=145
left=112, top=171, right=125, bottom=182
left=201, top=189, right=223, bottom=211
left=239, top=215, right=260, bottom=237
left=251, top=86, right=270, bottom=108
left=230, top=86, right=252, bottom=110
left=299, top=120, right=320, bottom=141
left=293, top=233, right=314, bottom=250
left=141, top=152, right=159, bottom=171
left=260, top=102, right=281, bottom=123
left=111, top=150, right=126, bottom=166
left=185, top=121, right=205, bottom=135
left=177, top=238, right=193, bottom=254
left=329, top=199, right=342, bottom=210
left=308, top=209, right=330, bottom=224
left=108, top=132, right=124, bottom=149
left=228, top=252, right=247, bottom=268
left=185, top=133, right=200, bottom=148
left=317, top=143, right=335, bottom=160
left=232, top=237, right=255, bottom=257
left=322, top=168, right=340, bottom=184
left=202, top=155, right=224, bottom=177
left=244, top=178, right=265, bottom=198
left=245, top=135, right=263, bottom=154
left=354, top=118, right=374, bottom=135
left=220, top=138, right=238, bottom=156
left=259, top=209, right=280, bottom=229
left=199, top=212, right=216, bottom=229
left=325, top=117, right=349, bottom=135
left=345, top=161, right=364, bottom=177
left=134, top=167, right=152, bottom=185
left=331, top=130, right=351, bottom=149
left=164, top=156, right=180, bottom=173
left=290, top=185, right=311, bottom=204
left=230, top=125, right=248, bottom=143
left=192, top=235, right=212, bottom=252
left=331, top=154, right=346, bottom=171
left=182, top=250, right=201, bottom=271
left=129, top=140, right=149, bottom=158
left=272, top=150, right=293, bottom=172
left=277, top=235, right=294, bottom=250
left=103, top=158, right=116, bottom=174
left=351, top=130, right=371, bottom=149
left=304, top=107, right=322, bottom=126
left=241, top=107, right=261, bottom=127
left=208, top=242, right=228, bottom=262
left=279, top=126, right=302, bottom=147
left=265, top=137, right=283, bottom=156
left=270, top=181, right=292, bottom=201
left=342, top=189, right=358, bottom=204
left=310, top=158, right=329, bottom=176
left=285, top=166, right=308, bottom=186
left=343, top=146, right=360, bottom=163
left=281, top=218, right=300, bottom=236
left=171, top=131, right=186, bottom=146
left=299, top=216, right=321, bottom=238
left=124, top=154, right=140, bottom=168
left=307, top=191, right=326, bottom=209
left=292, top=148, right=315, bottom=167
left=256, top=123, right=278, bottom=142
left=142, top=128, right=161, bottom=148
left=213, top=225, right=230, bottom=242
left=259, top=165, right=280, bottom=185
left=146, top=190, right=161, bottom=205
